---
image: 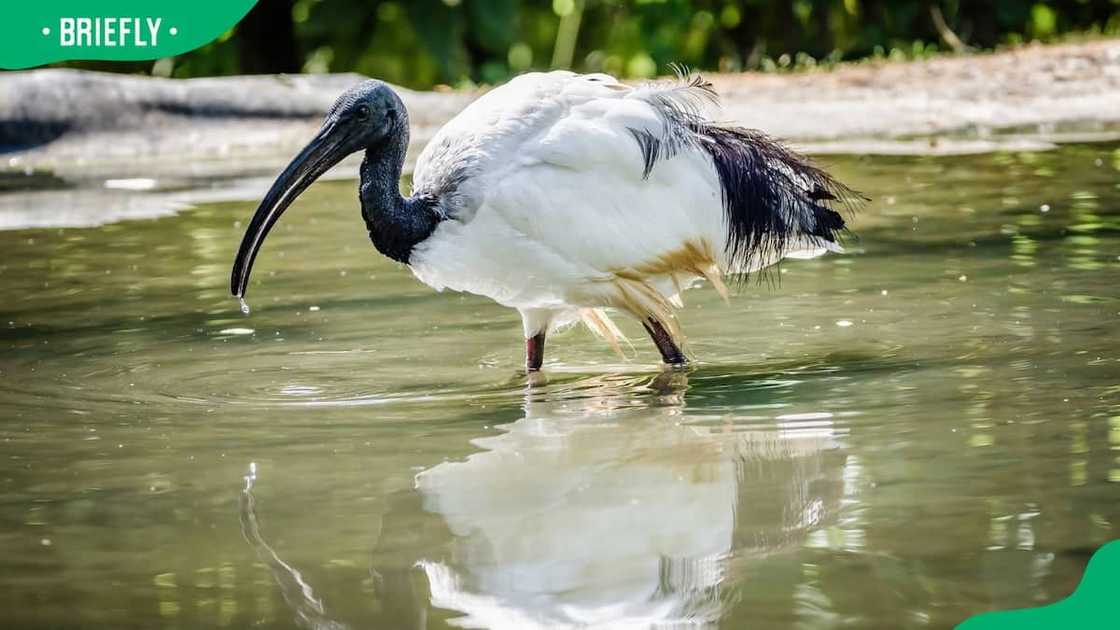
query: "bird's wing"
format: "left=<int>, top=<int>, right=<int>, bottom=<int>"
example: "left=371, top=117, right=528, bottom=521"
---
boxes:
left=412, top=71, right=636, bottom=220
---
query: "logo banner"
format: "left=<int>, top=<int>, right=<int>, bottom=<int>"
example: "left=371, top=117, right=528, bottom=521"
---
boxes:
left=0, top=2, right=259, bottom=70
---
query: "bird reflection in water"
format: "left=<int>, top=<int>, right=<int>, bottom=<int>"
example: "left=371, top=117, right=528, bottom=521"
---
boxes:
left=241, top=371, right=847, bottom=629
left=240, top=465, right=351, bottom=630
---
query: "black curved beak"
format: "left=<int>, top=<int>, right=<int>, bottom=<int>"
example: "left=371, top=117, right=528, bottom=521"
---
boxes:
left=231, top=119, right=346, bottom=299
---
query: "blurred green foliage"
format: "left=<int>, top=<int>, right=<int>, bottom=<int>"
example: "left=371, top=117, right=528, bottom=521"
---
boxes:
left=71, top=1, right=1120, bottom=87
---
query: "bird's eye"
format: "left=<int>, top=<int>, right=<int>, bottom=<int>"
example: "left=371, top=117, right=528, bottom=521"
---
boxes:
left=356, top=105, right=371, bottom=121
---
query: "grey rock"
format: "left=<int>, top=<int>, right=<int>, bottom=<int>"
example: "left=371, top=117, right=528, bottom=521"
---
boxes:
left=0, top=69, right=472, bottom=181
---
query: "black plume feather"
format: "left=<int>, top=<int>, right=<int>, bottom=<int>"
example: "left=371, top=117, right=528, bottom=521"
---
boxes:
left=695, top=125, right=863, bottom=276
left=627, top=71, right=865, bottom=280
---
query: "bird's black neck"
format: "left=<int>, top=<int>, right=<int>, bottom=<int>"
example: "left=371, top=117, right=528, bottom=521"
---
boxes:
left=359, top=133, right=441, bottom=264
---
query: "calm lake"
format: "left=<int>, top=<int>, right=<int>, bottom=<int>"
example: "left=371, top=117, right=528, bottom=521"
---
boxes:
left=2, top=143, right=1118, bottom=629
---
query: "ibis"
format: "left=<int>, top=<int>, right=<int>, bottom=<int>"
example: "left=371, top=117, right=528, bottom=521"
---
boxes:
left=231, top=70, right=860, bottom=370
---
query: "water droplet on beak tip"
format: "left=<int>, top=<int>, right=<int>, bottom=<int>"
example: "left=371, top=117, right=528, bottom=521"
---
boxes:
left=238, top=298, right=251, bottom=316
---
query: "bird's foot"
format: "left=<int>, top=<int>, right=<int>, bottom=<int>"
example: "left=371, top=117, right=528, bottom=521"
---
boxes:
left=663, top=357, right=691, bottom=371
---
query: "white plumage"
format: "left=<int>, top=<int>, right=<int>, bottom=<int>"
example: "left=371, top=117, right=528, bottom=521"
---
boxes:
left=408, top=70, right=852, bottom=356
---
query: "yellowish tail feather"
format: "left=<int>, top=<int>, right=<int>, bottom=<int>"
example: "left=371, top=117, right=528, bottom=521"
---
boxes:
left=579, top=308, right=630, bottom=359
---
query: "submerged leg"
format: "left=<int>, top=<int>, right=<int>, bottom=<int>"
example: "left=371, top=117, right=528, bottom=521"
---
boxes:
left=519, top=308, right=555, bottom=372
left=526, top=332, right=546, bottom=371
left=642, top=319, right=688, bottom=366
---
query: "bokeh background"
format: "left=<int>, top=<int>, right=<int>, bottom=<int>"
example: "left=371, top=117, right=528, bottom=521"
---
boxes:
left=61, top=0, right=1120, bottom=88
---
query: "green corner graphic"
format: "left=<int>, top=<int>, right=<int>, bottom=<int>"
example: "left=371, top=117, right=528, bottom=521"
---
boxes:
left=958, top=540, right=1120, bottom=629
left=0, top=2, right=259, bottom=70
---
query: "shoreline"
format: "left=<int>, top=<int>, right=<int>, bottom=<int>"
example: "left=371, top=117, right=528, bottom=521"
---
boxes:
left=1, top=39, right=1118, bottom=229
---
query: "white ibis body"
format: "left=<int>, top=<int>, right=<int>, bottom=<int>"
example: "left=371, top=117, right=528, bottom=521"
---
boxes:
left=231, top=71, right=860, bottom=370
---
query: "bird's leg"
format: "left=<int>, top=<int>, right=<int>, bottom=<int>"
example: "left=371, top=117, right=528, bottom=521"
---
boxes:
left=526, top=332, right=546, bottom=371
left=642, top=319, right=688, bottom=367
left=519, top=308, right=554, bottom=372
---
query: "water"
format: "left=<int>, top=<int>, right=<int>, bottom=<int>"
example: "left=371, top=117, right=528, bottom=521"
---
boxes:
left=2, top=144, right=1119, bottom=629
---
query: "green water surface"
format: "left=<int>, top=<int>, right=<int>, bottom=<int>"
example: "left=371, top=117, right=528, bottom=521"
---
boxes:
left=2, top=145, right=1119, bottom=629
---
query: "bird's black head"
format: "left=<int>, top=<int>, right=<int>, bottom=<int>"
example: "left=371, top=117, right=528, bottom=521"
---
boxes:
left=230, top=80, right=408, bottom=299
left=323, top=80, right=409, bottom=154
